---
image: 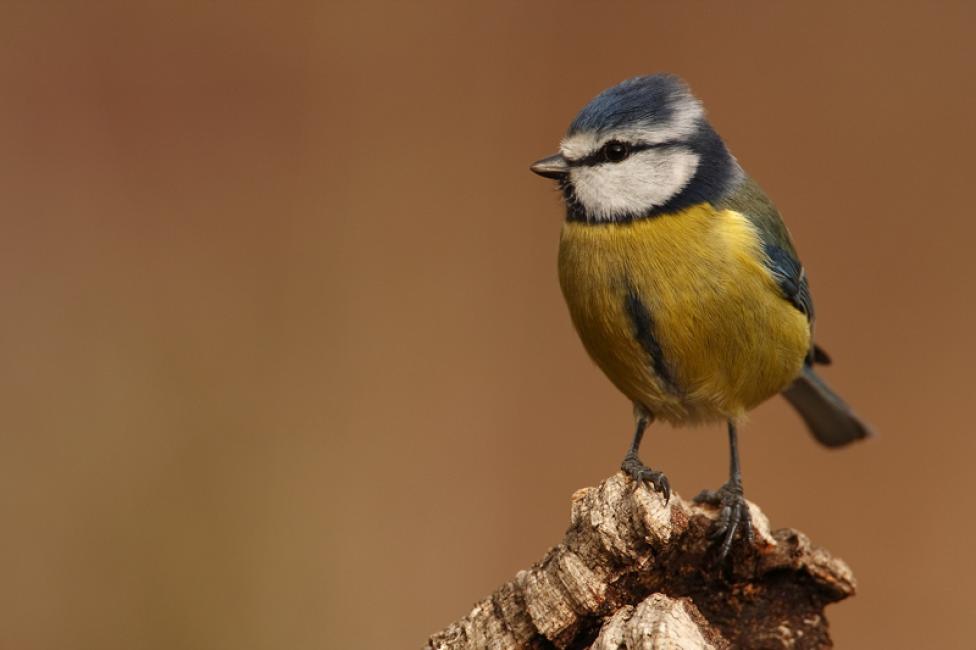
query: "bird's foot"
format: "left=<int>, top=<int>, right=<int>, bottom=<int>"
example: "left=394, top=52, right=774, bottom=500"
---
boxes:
left=621, top=453, right=671, bottom=503
left=694, top=480, right=753, bottom=560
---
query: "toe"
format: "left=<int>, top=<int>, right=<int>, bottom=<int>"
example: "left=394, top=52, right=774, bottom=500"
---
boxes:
left=740, top=503, right=754, bottom=542
left=718, top=517, right=739, bottom=560
left=709, top=521, right=728, bottom=540
left=699, top=485, right=753, bottom=559
left=743, top=516, right=755, bottom=543
left=693, top=489, right=720, bottom=505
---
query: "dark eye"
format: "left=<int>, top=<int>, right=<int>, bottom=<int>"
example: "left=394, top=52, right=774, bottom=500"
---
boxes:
left=602, top=141, right=630, bottom=163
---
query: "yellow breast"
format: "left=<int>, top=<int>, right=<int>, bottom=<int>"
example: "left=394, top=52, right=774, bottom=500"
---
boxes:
left=558, top=204, right=811, bottom=424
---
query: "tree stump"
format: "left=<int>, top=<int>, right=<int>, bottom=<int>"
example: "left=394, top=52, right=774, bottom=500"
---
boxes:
left=426, top=473, right=855, bottom=649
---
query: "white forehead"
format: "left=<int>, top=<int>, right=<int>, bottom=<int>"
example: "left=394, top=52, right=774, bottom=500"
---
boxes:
left=559, top=97, right=704, bottom=161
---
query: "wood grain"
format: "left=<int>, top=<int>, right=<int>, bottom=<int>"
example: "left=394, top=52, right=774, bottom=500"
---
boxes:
left=426, top=473, right=854, bottom=649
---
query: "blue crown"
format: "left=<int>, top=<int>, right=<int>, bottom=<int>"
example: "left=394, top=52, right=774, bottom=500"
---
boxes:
left=569, top=74, right=691, bottom=135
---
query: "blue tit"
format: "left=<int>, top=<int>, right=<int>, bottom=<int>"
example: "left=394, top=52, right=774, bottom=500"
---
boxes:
left=530, top=74, right=871, bottom=558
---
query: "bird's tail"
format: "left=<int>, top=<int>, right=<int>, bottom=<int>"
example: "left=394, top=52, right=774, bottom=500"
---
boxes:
left=781, top=366, right=873, bottom=447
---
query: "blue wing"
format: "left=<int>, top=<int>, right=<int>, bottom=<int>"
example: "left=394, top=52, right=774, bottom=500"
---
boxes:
left=718, top=176, right=829, bottom=365
left=763, top=242, right=813, bottom=321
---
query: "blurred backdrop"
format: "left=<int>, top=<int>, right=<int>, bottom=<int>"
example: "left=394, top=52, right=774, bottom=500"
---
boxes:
left=1, top=2, right=974, bottom=648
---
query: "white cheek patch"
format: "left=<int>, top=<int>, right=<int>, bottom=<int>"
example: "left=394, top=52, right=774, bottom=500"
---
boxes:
left=569, top=148, right=701, bottom=221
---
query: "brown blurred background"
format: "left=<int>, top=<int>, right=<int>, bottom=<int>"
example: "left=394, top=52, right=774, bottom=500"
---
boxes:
left=1, top=2, right=974, bottom=648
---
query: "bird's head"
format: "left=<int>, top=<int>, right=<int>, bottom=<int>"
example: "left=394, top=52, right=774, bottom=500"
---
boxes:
left=531, top=74, right=740, bottom=223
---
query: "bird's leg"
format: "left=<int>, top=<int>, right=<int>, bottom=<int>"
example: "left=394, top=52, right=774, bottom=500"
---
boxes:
left=620, top=409, right=671, bottom=503
left=694, top=420, right=754, bottom=559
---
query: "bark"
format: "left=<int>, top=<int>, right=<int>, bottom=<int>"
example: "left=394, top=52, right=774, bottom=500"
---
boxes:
left=425, top=473, right=855, bottom=650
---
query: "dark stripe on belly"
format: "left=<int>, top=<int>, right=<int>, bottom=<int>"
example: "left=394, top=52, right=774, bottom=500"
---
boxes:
left=624, top=289, right=679, bottom=394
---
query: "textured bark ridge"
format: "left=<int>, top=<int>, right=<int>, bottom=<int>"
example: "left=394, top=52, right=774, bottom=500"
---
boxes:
left=426, top=473, right=855, bottom=650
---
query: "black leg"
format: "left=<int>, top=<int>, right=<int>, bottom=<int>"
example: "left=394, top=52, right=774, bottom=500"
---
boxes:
left=728, top=418, right=743, bottom=487
left=620, top=410, right=670, bottom=502
left=694, top=420, right=754, bottom=560
left=628, top=411, right=649, bottom=456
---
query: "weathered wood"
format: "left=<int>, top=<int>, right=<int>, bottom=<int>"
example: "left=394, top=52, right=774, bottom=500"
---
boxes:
left=426, top=473, right=855, bottom=650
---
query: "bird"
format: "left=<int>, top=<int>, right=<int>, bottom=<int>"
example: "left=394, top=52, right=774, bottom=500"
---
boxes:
left=530, top=73, right=871, bottom=559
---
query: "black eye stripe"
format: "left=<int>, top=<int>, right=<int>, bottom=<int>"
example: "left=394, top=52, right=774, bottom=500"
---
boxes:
left=567, top=141, right=676, bottom=168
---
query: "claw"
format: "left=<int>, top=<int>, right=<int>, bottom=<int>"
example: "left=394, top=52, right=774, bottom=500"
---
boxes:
left=621, top=455, right=671, bottom=504
left=694, top=481, right=752, bottom=560
left=643, top=472, right=670, bottom=503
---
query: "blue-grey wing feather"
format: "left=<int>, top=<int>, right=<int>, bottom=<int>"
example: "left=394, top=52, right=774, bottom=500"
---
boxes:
left=717, top=176, right=823, bottom=364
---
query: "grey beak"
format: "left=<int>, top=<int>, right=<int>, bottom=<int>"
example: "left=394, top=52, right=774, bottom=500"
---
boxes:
left=530, top=153, right=569, bottom=179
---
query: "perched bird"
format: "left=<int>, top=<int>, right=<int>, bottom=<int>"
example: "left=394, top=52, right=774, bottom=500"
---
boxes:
left=530, top=74, right=871, bottom=558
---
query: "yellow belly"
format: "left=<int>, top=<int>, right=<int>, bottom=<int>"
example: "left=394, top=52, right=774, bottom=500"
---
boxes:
left=558, top=204, right=811, bottom=424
